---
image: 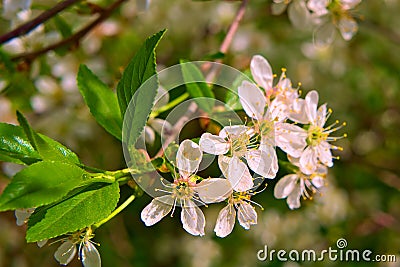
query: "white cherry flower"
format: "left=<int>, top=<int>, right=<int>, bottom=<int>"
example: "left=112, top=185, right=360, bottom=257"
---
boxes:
left=141, top=139, right=232, bottom=236
left=274, top=156, right=327, bottom=209
left=199, top=125, right=272, bottom=191
left=286, top=90, right=346, bottom=174
left=214, top=182, right=264, bottom=238
left=54, top=228, right=101, bottom=267
left=238, top=62, right=307, bottom=177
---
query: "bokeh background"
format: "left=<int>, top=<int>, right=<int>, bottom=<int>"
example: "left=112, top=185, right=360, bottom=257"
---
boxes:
left=1, top=0, right=399, bottom=266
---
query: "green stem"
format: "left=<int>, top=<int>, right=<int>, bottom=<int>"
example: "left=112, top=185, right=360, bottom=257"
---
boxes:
left=150, top=92, right=189, bottom=118
left=92, top=194, right=136, bottom=229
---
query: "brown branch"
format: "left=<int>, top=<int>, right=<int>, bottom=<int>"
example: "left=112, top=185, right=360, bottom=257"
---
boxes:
left=154, top=0, right=249, bottom=158
left=10, top=0, right=128, bottom=63
left=0, top=0, right=81, bottom=45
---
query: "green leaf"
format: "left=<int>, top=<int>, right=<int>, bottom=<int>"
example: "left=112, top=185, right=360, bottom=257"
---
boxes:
left=0, top=161, right=87, bottom=211
left=77, top=64, right=123, bottom=140
left=180, top=60, right=215, bottom=113
left=26, top=182, right=120, bottom=242
left=117, top=29, right=166, bottom=116
left=0, top=123, right=41, bottom=165
left=53, top=15, right=72, bottom=38
left=16, top=112, right=80, bottom=164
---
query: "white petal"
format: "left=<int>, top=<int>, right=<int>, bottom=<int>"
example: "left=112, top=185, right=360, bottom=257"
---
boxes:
left=287, top=98, right=309, bottom=123
left=266, top=98, right=287, bottom=122
left=316, top=104, right=327, bottom=128
left=141, top=195, right=174, bottom=226
left=148, top=118, right=173, bottom=137
left=196, top=178, right=232, bottom=204
left=299, top=146, right=318, bottom=175
left=274, top=174, right=299, bottom=199
left=199, top=133, right=229, bottom=155
left=54, top=240, right=77, bottom=265
left=316, top=141, right=333, bottom=167
left=81, top=241, right=101, bottom=267
left=287, top=186, right=302, bottom=209
left=181, top=200, right=205, bottom=236
left=237, top=202, right=257, bottom=230
left=153, top=85, right=169, bottom=110
left=219, top=125, right=249, bottom=139
left=15, top=208, right=35, bottom=226
left=214, top=205, right=236, bottom=238
left=245, top=149, right=272, bottom=178
left=238, top=80, right=266, bottom=120
left=143, top=125, right=155, bottom=145
left=250, top=55, right=273, bottom=90
left=288, top=0, right=311, bottom=29
left=136, top=0, right=151, bottom=11
left=275, top=122, right=307, bottom=157
left=305, top=90, right=319, bottom=124
left=259, top=144, right=279, bottom=178
left=271, top=2, right=287, bottom=15
left=340, top=0, right=361, bottom=9
left=176, top=140, right=203, bottom=176
left=338, top=17, right=358, bottom=41
left=218, top=155, right=230, bottom=179
left=37, top=240, right=48, bottom=248
left=314, top=22, right=336, bottom=47
left=228, top=156, right=253, bottom=192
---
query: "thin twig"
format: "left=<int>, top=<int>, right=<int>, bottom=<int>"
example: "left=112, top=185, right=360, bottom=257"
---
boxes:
left=154, top=0, right=249, bottom=158
left=10, top=0, right=128, bottom=63
left=0, top=0, right=81, bottom=45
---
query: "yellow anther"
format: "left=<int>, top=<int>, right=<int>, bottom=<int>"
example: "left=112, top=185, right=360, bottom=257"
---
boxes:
left=298, top=82, right=302, bottom=87
left=328, top=108, right=333, bottom=113
left=342, top=122, right=347, bottom=126
left=343, top=133, right=348, bottom=138
left=281, top=67, right=287, bottom=72
left=273, top=74, right=277, bottom=78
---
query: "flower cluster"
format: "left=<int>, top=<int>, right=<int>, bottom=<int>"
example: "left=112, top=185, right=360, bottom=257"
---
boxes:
left=272, top=0, right=362, bottom=45
left=141, top=55, right=345, bottom=237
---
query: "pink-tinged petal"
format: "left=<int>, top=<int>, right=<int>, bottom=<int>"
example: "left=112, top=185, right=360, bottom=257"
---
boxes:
left=307, top=0, right=329, bottom=16
left=299, top=146, right=318, bottom=175
left=228, top=156, right=254, bottom=192
left=316, top=104, right=327, bottom=128
left=275, top=122, right=307, bottom=157
left=311, top=176, right=325, bottom=189
left=199, top=133, right=230, bottom=155
left=316, top=141, right=333, bottom=167
left=54, top=240, right=77, bottom=265
left=305, top=90, right=319, bottom=124
left=288, top=98, right=309, bottom=123
left=287, top=186, right=302, bottom=209
left=141, top=195, right=174, bottom=226
left=181, top=200, right=205, bottom=236
left=245, top=149, right=273, bottom=178
left=250, top=55, right=273, bottom=90
left=143, top=125, right=155, bottom=145
left=238, top=80, right=266, bottom=120
left=219, top=125, right=248, bottom=138
left=274, top=174, right=299, bottom=199
left=237, top=202, right=257, bottom=230
left=196, top=178, right=232, bottom=204
left=176, top=140, right=203, bottom=177
left=214, top=205, right=236, bottom=238
left=338, top=17, right=358, bottom=41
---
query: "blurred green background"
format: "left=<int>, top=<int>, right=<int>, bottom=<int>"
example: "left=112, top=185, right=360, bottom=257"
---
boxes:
left=0, top=0, right=399, bottom=266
